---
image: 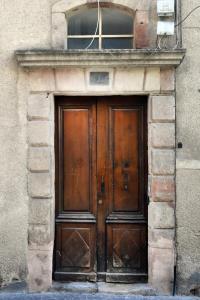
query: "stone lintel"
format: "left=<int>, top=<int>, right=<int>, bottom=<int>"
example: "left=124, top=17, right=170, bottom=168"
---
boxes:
left=15, top=49, right=186, bottom=68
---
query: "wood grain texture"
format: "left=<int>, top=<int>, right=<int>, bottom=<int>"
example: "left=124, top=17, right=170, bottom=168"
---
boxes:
left=63, top=109, right=90, bottom=211
left=107, top=224, right=147, bottom=274
left=54, top=96, right=147, bottom=282
left=112, top=108, right=139, bottom=212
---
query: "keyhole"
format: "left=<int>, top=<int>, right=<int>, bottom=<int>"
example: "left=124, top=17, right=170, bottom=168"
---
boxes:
left=124, top=184, right=128, bottom=191
left=123, top=173, right=129, bottom=192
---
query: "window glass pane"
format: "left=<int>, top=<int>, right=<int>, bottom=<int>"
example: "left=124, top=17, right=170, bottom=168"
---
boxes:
left=102, top=8, right=133, bottom=35
left=68, top=38, right=99, bottom=49
left=68, top=9, right=99, bottom=35
left=102, top=38, right=133, bottom=49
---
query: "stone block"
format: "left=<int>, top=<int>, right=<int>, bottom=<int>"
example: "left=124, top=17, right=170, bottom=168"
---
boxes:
left=149, top=246, right=174, bottom=295
left=28, top=241, right=53, bottom=251
left=52, top=0, right=150, bottom=13
left=28, top=93, right=51, bottom=120
left=114, top=68, right=145, bottom=91
left=151, top=176, right=175, bottom=201
left=160, top=68, right=175, bottom=91
left=55, top=68, right=85, bottom=91
left=28, top=147, right=51, bottom=172
left=134, top=11, right=149, bottom=48
left=52, top=13, right=66, bottom=49
left=28, top=121, right=50, bottom=146
left=149, top=202, right=175, bottom=229
left=29, top=199, right=51, bottom=225
left=148, top=147, right=152, bottom=174
left=28, top=246, right=53, bottom=292
left=148, top=175, right=152, bottom=197
left=28, top=173, right=51, bottom=198
left=149, top=229, right=175, bottom=249
left=151, top=95, right=175, bottom=121
left=28, top=224, right=52, bottom=245
left=29, top=69, right=55, bottom=92
left=97, top=282, right=156, bottom=295
left=152, top=150, right=175, bottom=175
left=151, top=123, right=175, bottom=148
left=144, top=68, right=160, bottom=91
left=147, top=96, right=152, bottom=123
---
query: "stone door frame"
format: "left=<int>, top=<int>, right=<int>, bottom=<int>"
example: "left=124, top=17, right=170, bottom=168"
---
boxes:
left=15, top=49, right=185, bottom=294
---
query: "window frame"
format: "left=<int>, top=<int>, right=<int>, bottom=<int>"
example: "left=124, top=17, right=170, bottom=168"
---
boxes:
left=66, top=7, right=134, bottom=50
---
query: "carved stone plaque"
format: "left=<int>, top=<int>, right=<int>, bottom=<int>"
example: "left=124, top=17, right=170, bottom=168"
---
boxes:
left=90, top=72, right=109, bottom=86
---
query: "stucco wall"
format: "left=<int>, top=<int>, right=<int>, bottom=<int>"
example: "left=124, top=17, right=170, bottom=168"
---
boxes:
left=0, top=0, right=57, bottom=286
left=1, top=0, right=199, bottom=295
left=176, top=0, right=200, bottom=295
left=0, top=0, right=163, bottom=287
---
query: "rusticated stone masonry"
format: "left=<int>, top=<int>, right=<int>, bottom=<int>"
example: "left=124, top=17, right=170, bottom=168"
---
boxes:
left=27, top=92, right=54, bottom=292
left=148, top=95, right=176, bottom=294
left=26, top=65, right=176, bottom=295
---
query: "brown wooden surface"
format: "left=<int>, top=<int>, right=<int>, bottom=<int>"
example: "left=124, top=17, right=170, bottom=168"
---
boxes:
left=111, top=108, right=139, bottom=212
left=55, top=223, right=96, bottom=275
left=54, top=96, right=147, bottom=282
left=63, top=109, right=90, bottom=211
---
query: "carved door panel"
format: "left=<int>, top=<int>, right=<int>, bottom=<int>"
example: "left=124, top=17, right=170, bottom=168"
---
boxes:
left=54, top=97, right=97, bottom=281
left=97, top=97, right=148, bottom=282
left=54, top=96, right=147, bottom=282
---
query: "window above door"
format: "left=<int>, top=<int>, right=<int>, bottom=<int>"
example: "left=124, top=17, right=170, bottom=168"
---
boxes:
left=66, top=6, right=134, bottom=50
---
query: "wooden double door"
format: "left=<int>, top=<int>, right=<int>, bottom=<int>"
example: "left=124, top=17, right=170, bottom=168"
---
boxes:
left=54, top=96, right=148, bottom=283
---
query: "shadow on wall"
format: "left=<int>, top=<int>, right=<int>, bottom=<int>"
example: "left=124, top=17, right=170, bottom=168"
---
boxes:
left=189, top=272, right=200, bottom=296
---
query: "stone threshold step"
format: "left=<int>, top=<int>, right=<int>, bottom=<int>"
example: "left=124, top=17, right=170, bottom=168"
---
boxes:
left=51, top=282, right=157, bottom=296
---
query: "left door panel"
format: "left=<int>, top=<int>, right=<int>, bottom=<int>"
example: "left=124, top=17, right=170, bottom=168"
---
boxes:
left=54, top=97, right=97, bottom=281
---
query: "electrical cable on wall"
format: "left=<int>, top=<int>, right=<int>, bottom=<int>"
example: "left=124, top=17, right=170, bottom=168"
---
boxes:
left=175, top=5, right=200, bottom=27
left=84, top=1, right=200, bottom=52
left=154, top=4, right=200, bottom=51
left=85, top=0, right=100, bottom=49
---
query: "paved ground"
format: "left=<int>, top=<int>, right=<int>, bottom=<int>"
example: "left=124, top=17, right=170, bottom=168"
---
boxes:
left=0, top=294, right=199, bottom=300
left=0, top=282, right=198, bottom=300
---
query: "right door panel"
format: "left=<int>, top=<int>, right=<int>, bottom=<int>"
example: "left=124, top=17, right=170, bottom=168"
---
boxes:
left=100, top=97, right=148, bottom=282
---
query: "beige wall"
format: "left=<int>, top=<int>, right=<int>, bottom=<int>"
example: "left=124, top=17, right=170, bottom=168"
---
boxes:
left=0, top=0, right=199, bottom=295
left=0, top=0, right=158, bottom=287
left=0, top=0, right=57, bottom=286
left=176, top=0, right=200, bottom=295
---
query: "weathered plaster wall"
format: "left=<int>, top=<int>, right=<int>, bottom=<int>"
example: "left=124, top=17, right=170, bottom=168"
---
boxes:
left=0, top=0, right=165, bottom=287
left=176, top=0, right=200, bottom=295
left=0, top=0, right=186, bottom=293
left=0, top=0, right=57, bottom=286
